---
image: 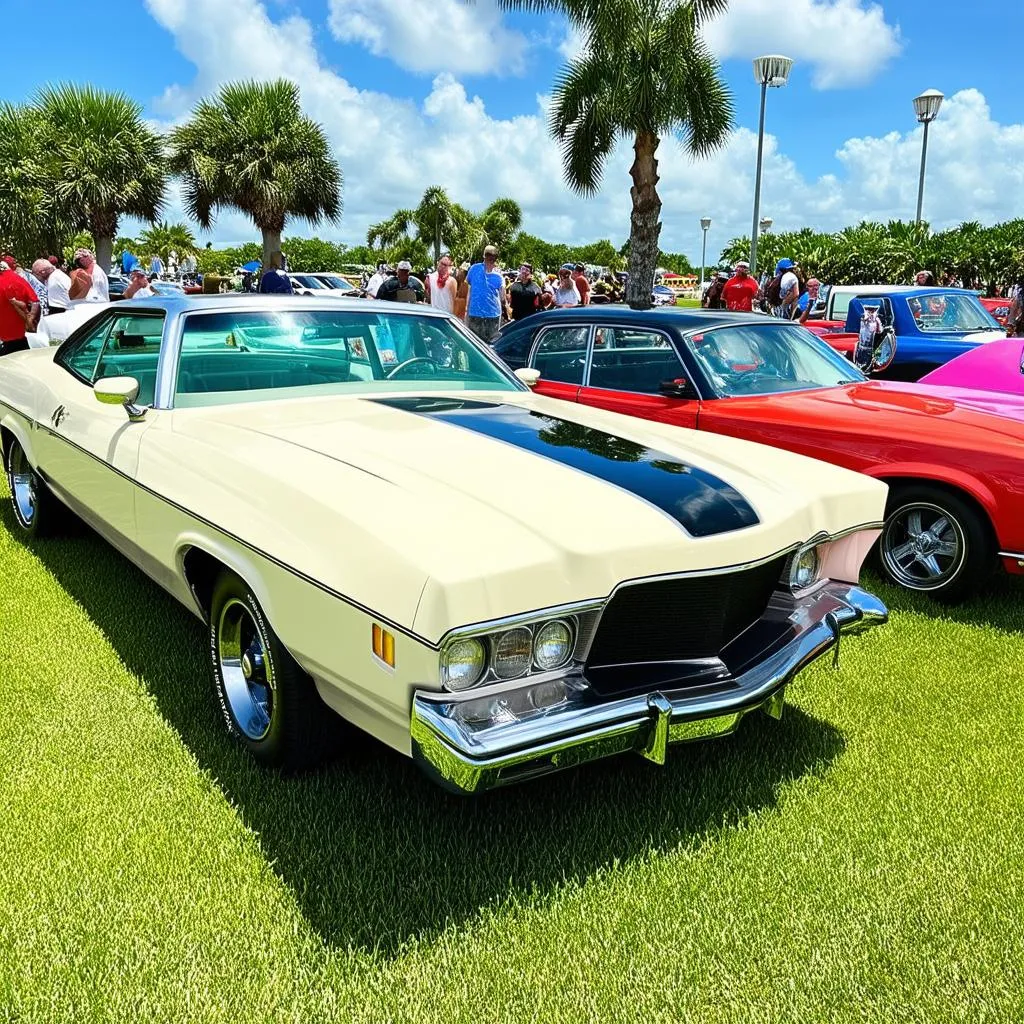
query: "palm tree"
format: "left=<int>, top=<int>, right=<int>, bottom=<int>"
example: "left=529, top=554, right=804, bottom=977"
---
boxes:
left=139, top=220, right=198, bottom=263
left=0, top=102, right=60, bottom=257
left=366, top=208, right=416, bottom=251
left=414, top=186, right=466, bottom=263
left=492, top=0, right=732, bottom=308
left=168, top=79, right=342, bottom=267
left=34, top=84, right=167, bottom=273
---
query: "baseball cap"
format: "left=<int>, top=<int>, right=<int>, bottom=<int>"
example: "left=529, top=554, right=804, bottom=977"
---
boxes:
left=483, top=245, right=498, bottom=258
left=775, top=258, right=794, bottom=272
left=396, top=260, right=412, bottom=271
left=574, top=262, right=585, bottom=272
left=459, top=261, right=471, bottom=272
left=734, top=260, right=750, bottom=270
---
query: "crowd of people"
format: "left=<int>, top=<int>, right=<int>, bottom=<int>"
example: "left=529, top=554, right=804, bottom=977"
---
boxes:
left=702, top=258, right=823, bottom=321
left=354, top=245, right=618, bottom=341
left=0, top=247, right=110, bottom=356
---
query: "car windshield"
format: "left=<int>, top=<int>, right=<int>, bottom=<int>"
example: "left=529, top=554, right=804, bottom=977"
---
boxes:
left=684, top=322, right=866, bottom=397
left=906, top=293, right=1000, bottom=332
left=292, top=275, right=327, bottom=289
left=173, top=308, right=520, bottom=407
left=320, top=275, right=355, bottom=290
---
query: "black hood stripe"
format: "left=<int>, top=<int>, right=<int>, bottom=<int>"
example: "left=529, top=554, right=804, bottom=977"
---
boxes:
left=371, top=397, right=758, bottom=537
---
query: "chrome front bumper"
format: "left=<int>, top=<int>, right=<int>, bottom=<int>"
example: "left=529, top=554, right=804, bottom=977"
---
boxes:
left=411, top=583, right=888, bottom=794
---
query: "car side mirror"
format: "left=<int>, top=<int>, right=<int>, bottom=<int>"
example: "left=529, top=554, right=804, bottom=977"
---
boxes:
left=94, top=376, right=147, bottom=422
left=515, top=367, right=541, bottom=388
left=659, top=377, right=698, bottom=399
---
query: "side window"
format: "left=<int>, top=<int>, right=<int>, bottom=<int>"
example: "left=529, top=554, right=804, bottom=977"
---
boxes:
left=531, top=327, right=589, bottom=385
left=58, top=315, right=115, bottom=382
left=587, top=328, right=685, bottom=394
left=57, top=312, right=165, bottom=406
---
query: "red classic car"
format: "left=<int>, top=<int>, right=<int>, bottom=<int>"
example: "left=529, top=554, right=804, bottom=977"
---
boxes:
left=980, top=297, right=1011, bottom=326
left=494, top=308, right=1024, bottom=602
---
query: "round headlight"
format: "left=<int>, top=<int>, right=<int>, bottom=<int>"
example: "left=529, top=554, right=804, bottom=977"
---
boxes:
left=790, top=546, right=821, bottom=590
left=441, top=638, right=487, bottom=691
left=492, top=627, right=533, bottom=679
left=533, top=619, right=574, bottom=671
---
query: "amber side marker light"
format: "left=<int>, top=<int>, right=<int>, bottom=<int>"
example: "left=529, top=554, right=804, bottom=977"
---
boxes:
left=372, top=624, right=396, bottom=667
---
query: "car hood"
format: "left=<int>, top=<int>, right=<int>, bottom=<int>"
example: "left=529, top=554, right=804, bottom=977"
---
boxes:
left=164, top=390, right=886, bottom=640
left=737, top=381, right=1024, bottom=439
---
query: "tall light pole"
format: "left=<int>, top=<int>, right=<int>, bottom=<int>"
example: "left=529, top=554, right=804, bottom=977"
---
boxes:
left=913, top=89, right=944, bottom=225
left=749, top=55, right=793, bottom=276
left=759, top=217, right=773, bottom=234
left=699, top=216, right=711, bottom=294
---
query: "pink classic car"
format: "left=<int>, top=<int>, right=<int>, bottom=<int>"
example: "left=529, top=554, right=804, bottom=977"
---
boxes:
left=919, top=337, right=1024, bottom=397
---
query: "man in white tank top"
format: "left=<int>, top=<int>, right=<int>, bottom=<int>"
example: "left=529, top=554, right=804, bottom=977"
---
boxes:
left=426, top=254, right=457, bottom=314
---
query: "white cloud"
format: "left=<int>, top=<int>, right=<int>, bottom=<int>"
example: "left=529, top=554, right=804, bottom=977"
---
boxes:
left=704, top=0, right=901, bottom=88
left=140, top=0, right=1024, bottom=267
left=326, top=0, right=528, bottom=75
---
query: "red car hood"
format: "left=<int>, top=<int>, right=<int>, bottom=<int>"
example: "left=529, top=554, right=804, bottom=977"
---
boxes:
left=739, top=381, right=1024, bottom=440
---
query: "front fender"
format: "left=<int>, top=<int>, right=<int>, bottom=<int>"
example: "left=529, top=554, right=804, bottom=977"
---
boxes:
left=862, top=462, right=998, bottom=521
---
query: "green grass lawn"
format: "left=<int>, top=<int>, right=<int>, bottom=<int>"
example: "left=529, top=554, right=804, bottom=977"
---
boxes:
left=1, top=479, right=1022, bottom=1023
left=676, top=296, right=701, bottom=308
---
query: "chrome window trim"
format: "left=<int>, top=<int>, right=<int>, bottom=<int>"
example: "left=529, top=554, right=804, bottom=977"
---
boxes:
left=160, top=307, right=527, bottom=410
left=527, top=323, right=595, bottom=387
left=582, top=324, right=686, bottom=394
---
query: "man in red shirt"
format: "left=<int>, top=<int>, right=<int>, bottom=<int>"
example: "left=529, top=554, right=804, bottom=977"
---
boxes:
left=572, top=263, right=591, bottom=306
left=0, top=254, right=40, bottom=355
left=722, top=261, right=760, bottom=312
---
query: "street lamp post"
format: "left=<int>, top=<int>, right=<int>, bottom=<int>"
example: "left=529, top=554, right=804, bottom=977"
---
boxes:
left=759, top=217, right=773, bottom=234
left=749, top=55, right=793, bottom=276
left=913, top=89, right=944, bottom=225
left=699, top=216, right=711, bottom=294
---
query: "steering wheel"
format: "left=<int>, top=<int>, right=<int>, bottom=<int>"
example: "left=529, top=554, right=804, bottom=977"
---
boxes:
left=385, top=356, right=438, bottom=379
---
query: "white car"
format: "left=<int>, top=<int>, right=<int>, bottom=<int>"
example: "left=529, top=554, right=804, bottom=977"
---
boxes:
left=28, top=301, right=112, bottom=348
left=0, top=296, right=888, bottom=792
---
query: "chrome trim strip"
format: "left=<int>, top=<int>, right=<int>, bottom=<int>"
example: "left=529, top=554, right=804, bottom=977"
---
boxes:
left=526, top=323, right=594, bottom=387
left=439, top=598, right=606, bottom=646
left=999, top=550, right=1024, bottom=564
left=411, top=583, right=889, bottom=793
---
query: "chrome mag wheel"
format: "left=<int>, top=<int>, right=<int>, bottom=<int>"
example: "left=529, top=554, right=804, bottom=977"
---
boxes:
left=881, top=501, right=966, bottom=591
left=217, top=598, right=274, bottom=740
left=7, top=443, right=38, bottom=528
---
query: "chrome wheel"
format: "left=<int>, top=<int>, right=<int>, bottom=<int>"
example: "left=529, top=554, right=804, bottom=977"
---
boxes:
left=881, top=501, right=965, bottom=591
left=217, top=598, right=274, bottom=740
left=7, top=443, right=38, bottom=528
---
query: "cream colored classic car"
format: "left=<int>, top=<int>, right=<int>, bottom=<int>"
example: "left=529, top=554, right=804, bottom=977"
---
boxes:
left=0, top=297, right=888, bottom=792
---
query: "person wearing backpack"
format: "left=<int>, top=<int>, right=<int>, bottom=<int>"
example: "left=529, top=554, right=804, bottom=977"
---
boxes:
left=767, top=258, right=800, bottom=319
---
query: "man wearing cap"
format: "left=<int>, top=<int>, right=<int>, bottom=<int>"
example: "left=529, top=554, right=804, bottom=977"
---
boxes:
left=376, top=260, right=425, bottom=303
left=722, top=261, right=759, bottom=312
left=771, top=258, right=800, bottom=319
left=508, top=263, right=543, bottom=321
left=124, top=266, right=155, bottom=299
left=465, top=245, right=509, bottom=342
left=0, top=254, right=41, bottom=356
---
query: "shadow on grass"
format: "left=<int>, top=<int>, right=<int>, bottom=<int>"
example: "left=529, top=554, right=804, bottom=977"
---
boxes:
left=10, top=506, right=847, bottom=954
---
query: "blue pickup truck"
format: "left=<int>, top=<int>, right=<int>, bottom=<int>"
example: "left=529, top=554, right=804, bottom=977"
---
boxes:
left=825, top=288, right=1006, bottom=381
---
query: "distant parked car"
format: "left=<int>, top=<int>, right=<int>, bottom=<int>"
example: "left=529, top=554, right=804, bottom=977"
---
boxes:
left=979, top=297, right=1011, bottom=326
left=312, top=273, right=362, bottom=295
left=651, top=285, right=676, bottom=306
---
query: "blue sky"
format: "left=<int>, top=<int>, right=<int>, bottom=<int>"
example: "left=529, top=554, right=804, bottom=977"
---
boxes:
left=6, top=0, right=1023, bottom=261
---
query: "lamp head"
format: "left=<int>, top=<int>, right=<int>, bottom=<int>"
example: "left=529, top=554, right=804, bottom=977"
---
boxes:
left=753, top=55, right=794, bottom=88
left=913, top=89, right=944, bottom=123
left=700, top=217, right=712, bottom=231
